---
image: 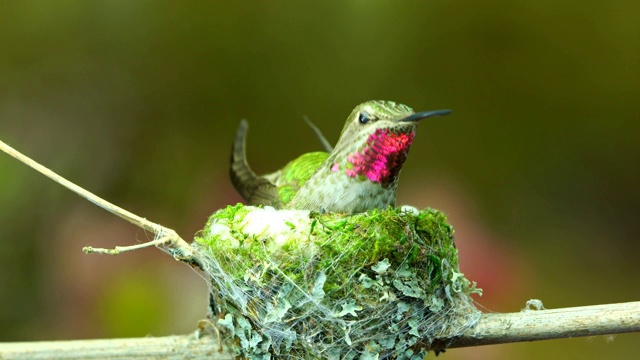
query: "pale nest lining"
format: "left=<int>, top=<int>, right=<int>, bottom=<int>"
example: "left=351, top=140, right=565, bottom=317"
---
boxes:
left=194, top=204, right=481, bottom=359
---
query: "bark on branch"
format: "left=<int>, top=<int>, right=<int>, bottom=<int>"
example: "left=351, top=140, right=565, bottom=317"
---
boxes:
left=1, top=301, right=638, bottom=359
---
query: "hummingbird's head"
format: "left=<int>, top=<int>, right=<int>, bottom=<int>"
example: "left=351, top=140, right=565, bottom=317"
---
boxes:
left=330, top=100, right=451, bottom=188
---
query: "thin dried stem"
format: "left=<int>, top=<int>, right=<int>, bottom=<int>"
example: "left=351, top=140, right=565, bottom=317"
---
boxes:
left=0, top=139, right=196, bottom=265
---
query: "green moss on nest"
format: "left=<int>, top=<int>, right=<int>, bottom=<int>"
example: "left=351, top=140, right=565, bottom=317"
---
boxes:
left=194, top=205, right=480, bottom=359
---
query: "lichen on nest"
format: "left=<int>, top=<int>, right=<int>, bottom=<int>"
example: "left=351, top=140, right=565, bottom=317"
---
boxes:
left=193, top=204, right=481, bottom=359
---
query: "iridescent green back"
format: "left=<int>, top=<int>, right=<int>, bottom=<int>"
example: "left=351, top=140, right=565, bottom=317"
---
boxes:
left=277, top=151, right=330, bottom=204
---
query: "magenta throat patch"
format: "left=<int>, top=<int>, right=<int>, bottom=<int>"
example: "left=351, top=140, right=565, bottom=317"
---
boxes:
left=345, top=128, right=415, bottom=187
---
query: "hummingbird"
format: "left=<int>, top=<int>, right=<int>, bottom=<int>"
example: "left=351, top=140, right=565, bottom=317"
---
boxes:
left=230, top=100, right=451, bottom=214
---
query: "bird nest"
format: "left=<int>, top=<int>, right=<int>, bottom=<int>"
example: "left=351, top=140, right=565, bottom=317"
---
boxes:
left=193, top=204, right=481, bottom=359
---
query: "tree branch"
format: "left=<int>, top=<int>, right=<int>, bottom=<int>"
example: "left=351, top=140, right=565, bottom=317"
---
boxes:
left=1, top=302, right=638, bottom=359
left=0, top=333, right=232, bottom=360
left=448, top=300, right=640, bottom=348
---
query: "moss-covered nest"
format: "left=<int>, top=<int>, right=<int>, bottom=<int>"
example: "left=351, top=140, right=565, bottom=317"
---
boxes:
left=193, top=204, right=481, bottom=359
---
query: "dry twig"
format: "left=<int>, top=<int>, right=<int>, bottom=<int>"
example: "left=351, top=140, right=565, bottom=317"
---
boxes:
left=0, top=139, right=197, bottom=266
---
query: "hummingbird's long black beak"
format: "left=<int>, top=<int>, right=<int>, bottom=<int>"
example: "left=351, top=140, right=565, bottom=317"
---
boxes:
left=399, top=109, right=452, bottom=123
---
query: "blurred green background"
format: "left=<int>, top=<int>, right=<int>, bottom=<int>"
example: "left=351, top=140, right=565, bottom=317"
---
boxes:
left=1, top=1, right=638, bottom=358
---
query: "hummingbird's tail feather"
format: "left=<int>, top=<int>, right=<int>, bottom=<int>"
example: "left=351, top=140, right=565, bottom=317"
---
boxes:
left=230, top=120, right=258, bottom=200
left=230, top=120, right=280, bottom=207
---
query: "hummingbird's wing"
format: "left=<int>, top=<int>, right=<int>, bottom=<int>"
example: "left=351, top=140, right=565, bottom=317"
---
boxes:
left=274, top=151, right=330, bottom=205
left=303, top=116, right=333, bottom=152
left=230, top=120, right=281, bottom=207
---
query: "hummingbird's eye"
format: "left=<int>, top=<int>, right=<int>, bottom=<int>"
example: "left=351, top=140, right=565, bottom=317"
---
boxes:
left=358, top=112, right=371, bottom=124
